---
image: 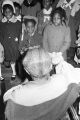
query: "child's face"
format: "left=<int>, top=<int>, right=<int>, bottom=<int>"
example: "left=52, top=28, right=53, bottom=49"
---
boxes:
left=43, top=0, right=51, bottom=10
left=26, top=22, right=35, bottom=35
left=15, top=7, right=20, bottom=16
left=4, top=8, right=13, bottom=20
left=52, top=13, right=61, bottom=26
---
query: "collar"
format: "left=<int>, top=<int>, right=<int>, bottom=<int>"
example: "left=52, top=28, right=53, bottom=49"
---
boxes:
left=2, top=15, right=17, bottom=23
left=16, top=15, right=21, bottom=22
left=43, top=7, right=52, bottom=15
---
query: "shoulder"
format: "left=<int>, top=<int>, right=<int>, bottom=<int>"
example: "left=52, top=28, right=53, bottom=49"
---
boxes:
left=44, top=22, right=53, bottom=31
left=0, top=21, right=6, bottom=30
left=61, top=24, right=70, bottom=32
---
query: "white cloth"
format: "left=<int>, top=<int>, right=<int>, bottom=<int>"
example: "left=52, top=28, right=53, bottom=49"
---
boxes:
left=16, top=15, right=21, bottom=21
left=0, top=43, right=4, bottom=63
left=43, top=7, right=52, bottom=22
left=43, top=7, right=52, bottom=15
left=57, top=0, right=75, bottom=9
left=74, top=54, right=80, bottom=64
left=2, top=16, right=17, bottom=23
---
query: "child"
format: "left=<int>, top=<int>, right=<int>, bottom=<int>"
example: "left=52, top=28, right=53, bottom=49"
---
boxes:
left=19, top=15, right=42, bottom=53
left=22, top=0, right=41, bottom=16
left=13, top=2, right=22, bottom=22
left=37, top=0, right=53, bottom=34
left=43, top=7, right=71, bottom=60
left=0, top=0, right=21, bottom=81
left=18, top=16, right=42, bottom=80
left=3, top=47, right=80, bottom=120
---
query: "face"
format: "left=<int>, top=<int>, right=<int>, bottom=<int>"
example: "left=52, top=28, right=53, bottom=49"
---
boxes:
left=4, top=8, right=13, bottom=20
left=43, top=0, right=51, bottom=10
left=52, top=13, right=61, bottom=26
left=15, top=7, right=20, bottom=16
left=26, top=22, right=35, bottom=35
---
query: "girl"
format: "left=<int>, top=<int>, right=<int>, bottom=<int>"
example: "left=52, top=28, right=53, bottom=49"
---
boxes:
left=19, top=15, right=42, bottom=53
left=0, top=0, right=21, bottom=81
left=43, top=7, right=71, bottom=60
left=18, top=16, right=42, bottom=81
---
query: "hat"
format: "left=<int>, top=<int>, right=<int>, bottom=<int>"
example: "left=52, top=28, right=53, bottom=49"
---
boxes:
left=23, top=48, right=52, bottom=78
left=23, top=15, right=38, bottom=26
left=22, top=15, right=38, bottom=34
left=2, top=0, right=15, bottom=13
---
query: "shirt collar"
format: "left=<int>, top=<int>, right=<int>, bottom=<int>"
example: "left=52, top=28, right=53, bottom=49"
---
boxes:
left=2, top=15, right=17, bottom=23
left=43, top=7, right=52, bottom=15
left=16, top=15, right=21, bottom=22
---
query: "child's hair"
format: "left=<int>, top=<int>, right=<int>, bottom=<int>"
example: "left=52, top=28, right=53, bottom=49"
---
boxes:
left=13, top=2, right=21, bottom=10
left=2, top=4, right=14, bottom=15
left=24, top=19, right=36, bottom=26
left=51, top=7, right=67, bottom=25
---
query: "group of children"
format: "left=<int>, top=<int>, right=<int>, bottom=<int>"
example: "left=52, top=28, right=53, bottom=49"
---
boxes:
left=0, top=0, right=80, bottom=82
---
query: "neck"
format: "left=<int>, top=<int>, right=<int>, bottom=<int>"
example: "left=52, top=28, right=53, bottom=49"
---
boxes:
left=33, top=74, right=50, bottom=82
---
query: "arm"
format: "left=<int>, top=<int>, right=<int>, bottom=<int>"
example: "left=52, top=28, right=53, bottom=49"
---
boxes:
left=60, top=27, right=71, bottom=53
left=19, top=31, right=28, bottom=52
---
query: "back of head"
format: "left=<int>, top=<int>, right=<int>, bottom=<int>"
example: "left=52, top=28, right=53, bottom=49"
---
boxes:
left=23, top=48, right=52, bottom=78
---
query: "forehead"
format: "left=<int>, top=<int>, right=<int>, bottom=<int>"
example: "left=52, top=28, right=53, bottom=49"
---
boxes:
left=26, top=21, right=35, bottom=26
left=53, top=13, right=60, bottom=17
left=5, top=8, right=12, bottom=12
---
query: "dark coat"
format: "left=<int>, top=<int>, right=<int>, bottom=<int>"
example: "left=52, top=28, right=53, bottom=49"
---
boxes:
left=0, top=20, right=21, bottom=62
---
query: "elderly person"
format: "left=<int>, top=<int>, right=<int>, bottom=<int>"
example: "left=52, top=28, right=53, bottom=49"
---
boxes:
left=4, top=48, right=80, bottom=120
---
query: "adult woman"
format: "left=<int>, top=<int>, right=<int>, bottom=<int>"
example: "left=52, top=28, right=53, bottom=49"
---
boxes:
left=4, top=48, right=80, bottom=120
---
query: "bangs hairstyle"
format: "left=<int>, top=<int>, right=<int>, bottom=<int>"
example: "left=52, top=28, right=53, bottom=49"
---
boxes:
left=13, top=2, right=21, bottom=10
left=23, top=19, right=36, bottom=26
left=3, top=4, right=14, bottom=15
left=51, top=7, right=67, bottom=25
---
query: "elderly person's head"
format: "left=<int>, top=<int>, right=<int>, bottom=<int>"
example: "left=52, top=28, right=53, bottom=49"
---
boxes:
left=23, top=48, right=52, bottom=79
